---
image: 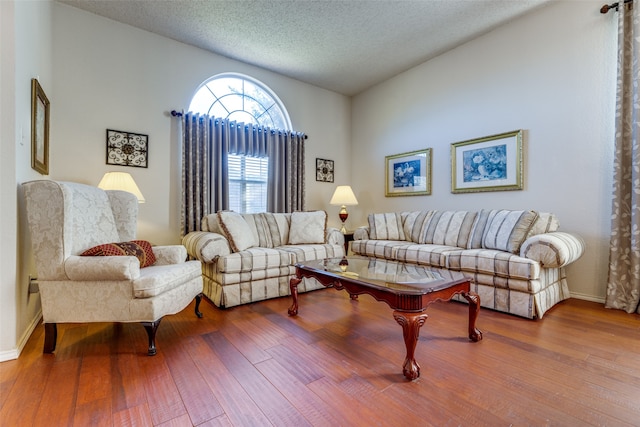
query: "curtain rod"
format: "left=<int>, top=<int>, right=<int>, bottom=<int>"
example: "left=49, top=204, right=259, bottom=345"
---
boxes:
left=170, top=110, right=308, bottom=139
left=601, top=0, right=633, bottom=13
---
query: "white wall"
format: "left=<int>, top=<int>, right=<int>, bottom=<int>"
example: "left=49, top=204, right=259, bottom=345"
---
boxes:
left=351, top=0, right=616, bottom=301
left=0, top=0, right=51, bottom=361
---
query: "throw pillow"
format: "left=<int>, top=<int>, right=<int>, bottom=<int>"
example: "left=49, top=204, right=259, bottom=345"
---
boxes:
left=217, top=211, right=258, bottom=252
left=422, top=210, right=477, bottom=247
left=288, top=210, right=327, bottom=244
left=368, top=213, right=406, bottom=240
left=402, top=211, right=434, bottom=243
left=81, top=240, right=156, bottom=267
left=482, top=209, right=539, bottom=254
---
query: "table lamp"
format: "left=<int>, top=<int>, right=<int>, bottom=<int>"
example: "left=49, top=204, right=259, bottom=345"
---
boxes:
left=98, top=171, right=145, bottom=203
left=329, top=185, right=358, bottom=233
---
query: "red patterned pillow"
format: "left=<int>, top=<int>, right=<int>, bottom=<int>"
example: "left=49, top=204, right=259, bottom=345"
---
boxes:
left=81, top=240, right=156, bottom=267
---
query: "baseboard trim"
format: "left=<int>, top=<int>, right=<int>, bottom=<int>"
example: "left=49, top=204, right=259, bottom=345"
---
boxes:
left=570, top=292, right=605, bottom=304
left=0, top=311, right=42, bottom=362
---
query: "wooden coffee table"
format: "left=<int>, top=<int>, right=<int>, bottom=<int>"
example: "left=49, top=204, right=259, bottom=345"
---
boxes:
left=288, top=256, right=482, bottom=380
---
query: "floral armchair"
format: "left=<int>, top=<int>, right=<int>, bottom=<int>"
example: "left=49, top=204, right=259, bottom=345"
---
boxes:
left=22, top=180, right=204, bottom=355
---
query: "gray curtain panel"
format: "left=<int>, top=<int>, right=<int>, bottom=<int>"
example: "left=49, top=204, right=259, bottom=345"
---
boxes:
left=606, top=1, right=640, bottom=314
left=180, top=112, right=305, bottom=235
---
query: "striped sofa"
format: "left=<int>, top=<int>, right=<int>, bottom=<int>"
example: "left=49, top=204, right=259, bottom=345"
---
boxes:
left=183, top=210, right=345, bottom=308
left=352, top=209, right=585, bottom=319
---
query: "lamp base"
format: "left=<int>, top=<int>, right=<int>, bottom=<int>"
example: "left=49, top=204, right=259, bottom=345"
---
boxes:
left=339, top=205, right=348, bottom=234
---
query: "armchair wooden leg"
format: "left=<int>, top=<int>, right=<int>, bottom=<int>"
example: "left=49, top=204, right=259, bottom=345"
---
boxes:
left=195, top=293, right=203, bottom=318
left=141, top=319, right=162, bottom=356
left=43, top=323, right=57, bottom=354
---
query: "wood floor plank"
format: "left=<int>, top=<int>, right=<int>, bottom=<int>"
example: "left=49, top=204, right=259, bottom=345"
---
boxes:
left=185, top=335, right=274, bottom=426
left=33, top=358, right=80, bottom=427
left=112, top=403, right=153, bottom=427
left=161, top=325, right=225, bottom=426
left=203, top=330, right=311, bottom=427
left=138, top=352, right=188, bottom=425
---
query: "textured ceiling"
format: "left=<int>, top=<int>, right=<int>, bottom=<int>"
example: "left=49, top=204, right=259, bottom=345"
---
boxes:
left=58, top=0, right=552, bottom=96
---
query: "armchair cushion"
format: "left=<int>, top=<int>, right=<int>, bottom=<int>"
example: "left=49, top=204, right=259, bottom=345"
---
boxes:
left=152, top=245, right=188, bottom=265
left=81, top=240, right=156, bottom=267
left=65, top=255, right=140, bottom=281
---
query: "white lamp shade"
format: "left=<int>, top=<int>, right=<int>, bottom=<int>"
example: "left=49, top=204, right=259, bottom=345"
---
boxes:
left=330, top=185, right=358, bottom=206
left=98, top=172, right=145, bottom=203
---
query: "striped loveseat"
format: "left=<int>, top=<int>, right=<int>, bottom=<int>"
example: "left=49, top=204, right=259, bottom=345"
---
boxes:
left=352, top=209, right=585, bottom=319
left=183, top=210, right=345, bottom=308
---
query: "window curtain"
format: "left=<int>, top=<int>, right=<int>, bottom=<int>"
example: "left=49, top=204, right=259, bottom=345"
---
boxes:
left=180, top=113, right=228, bottom=236
left=180, top=112, right=306, bottom=235
left=605, top=1, right=640, bottom=314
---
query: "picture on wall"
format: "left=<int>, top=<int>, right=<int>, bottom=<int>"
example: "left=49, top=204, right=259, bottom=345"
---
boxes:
left=385, top=148, right=432, bottom=197
left=316, top=158, right=334, bottom=182
left=450, top=130, right=523, bottom=194
left=106, top=129, right=149, bottom=168
left=31, top=78, right=50, bottom=175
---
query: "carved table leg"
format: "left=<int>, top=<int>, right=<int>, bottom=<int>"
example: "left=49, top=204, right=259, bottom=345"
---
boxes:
left=461, top=291, right=483, bottom=342
left=393, top=311, right=429, bottom=380
left=288, top=277, right=302, bottom=316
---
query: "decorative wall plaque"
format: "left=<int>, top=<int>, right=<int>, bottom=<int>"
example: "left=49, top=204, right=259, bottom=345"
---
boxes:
left=316, top=158, right=334, bottom=182
left=106, top=129, right=148, bottom=168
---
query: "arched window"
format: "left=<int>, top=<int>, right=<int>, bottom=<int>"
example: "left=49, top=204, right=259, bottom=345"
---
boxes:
left=188, top=74, right=292, bottom=213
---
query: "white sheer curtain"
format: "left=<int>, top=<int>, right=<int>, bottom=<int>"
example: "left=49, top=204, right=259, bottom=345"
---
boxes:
left=180, top=112, right=306, bottom=235
left=605, top=1, right=640, bottom=314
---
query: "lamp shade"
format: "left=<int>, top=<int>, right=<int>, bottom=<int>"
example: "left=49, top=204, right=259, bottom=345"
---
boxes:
left=98, top=172, right=145, bottom=203
left=329, top=185, right=358, bottom=206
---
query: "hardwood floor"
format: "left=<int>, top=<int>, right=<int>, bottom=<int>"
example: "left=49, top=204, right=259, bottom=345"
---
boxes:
left=1, top=291, right=639, bottom=426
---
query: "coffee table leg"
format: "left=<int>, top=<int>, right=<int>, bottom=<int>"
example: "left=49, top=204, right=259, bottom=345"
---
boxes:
left=393, top=311, right=428, bottom=380
left=461, top=291, right=483, bottom=342
left=288, top=277, right=302, bottom=316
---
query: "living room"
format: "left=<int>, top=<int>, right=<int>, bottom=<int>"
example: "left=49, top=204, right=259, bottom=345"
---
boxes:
left=1, top=0, right=635, bottom=422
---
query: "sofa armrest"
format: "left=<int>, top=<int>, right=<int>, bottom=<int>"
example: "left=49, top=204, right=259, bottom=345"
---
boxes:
left=65, top=255, right=140, bottom=281
left=326, top=227, right=345, bottom=246
left=353, top=226, right=370, bottom=240
left=520, top=231, right=585, bottom=268
left=182, top=231, right=231, bottom=263
left=152, top=245, right=187, bottom=265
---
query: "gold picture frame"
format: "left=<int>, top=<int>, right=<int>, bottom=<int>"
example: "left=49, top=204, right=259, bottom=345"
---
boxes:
left=31, top=78, right=50, bottom=175
left=451, top=130, right=523, bottom=194
left=385, top=148, right=432, bottom=197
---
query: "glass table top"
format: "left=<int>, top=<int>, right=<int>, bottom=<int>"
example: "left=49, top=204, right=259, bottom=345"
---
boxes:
left=296, top=256, right=468, bottom=295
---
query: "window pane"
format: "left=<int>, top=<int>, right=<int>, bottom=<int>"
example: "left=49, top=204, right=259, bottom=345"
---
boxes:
left=228, top=154, right=268, bottom=213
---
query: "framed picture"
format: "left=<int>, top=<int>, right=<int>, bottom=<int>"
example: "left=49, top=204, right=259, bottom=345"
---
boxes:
left=451, top=130, right=523, bottom=194
left=31, top=79, right=50, bottom=175
left=385, top=148, right=432, bottom=197
left=316, top=158, right=334, bottom=182
left=106, top=129, right=149, bottom=168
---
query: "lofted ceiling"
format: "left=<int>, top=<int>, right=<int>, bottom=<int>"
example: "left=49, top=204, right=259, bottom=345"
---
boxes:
left=58, top=0, right=553, bottom=96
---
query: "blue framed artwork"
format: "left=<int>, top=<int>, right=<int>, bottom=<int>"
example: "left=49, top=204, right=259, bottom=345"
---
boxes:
left=385, top=148, right=432, bottom=197
left=451, top=130, right=523, bottom=193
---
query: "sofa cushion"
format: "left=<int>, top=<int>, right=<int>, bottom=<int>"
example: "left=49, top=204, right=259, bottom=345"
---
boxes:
left=81, top=240, right=156, bottom=267
left=351, top=239, right=413, bottom=260
left=393, top=243, right=460, bottom=268
left=446, top=248, right=541, bottom=281
left=402, top=211, right=435, bottom=243
left=482, top=209, right=538, bottom=254
left=422, top=210, right=477, bottom=248
left=368, top=212, right=406, bottom=240
left=288, top=211, right=327, bottom=244
left=279, top=243, right=343, bottom=263
left=217, top=211, right=258, bottom=252
left=215, top=247, right=293, bottom=274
